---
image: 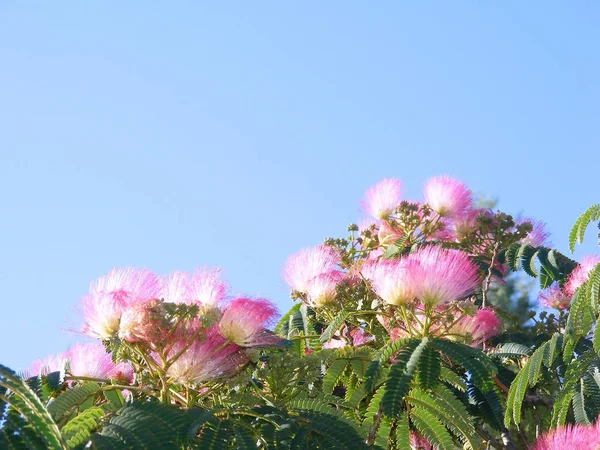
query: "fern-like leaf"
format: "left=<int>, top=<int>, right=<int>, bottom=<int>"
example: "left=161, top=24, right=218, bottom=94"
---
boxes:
left=569, top=204, right=600, bottom=252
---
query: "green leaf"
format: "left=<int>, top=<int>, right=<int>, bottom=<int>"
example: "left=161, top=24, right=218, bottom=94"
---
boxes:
left=48, top=383, right=102, bottom=423
left=410, top=407, right=455, bottom=450
left=0, top=365, right=67, bottom=450
left=569, top=204, right=600, bottom=252
left=323, top=359, right=348, bottom=394
left=382, top=338, right=426, bottom=417
left=320, top=310, right=351, bottom=344
left=490, top=343, right=532, bottom=359
left=395, top=412, right=411, bottom=450
left=62, top=406, right=104, bottom=448
left=407, top=386, right=480, bottom=450
left=416, top=346, right=441, bottom=389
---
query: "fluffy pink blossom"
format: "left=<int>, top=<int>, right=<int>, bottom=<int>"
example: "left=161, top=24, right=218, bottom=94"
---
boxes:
left=450, top=308, right=502, bottom=347
left=564, top=255, right=600, bottom=296
left=118, top=299, right=169, bottom=344
left=162, top=268, right=226, bottom=307
left=29, top=352, right=69, bottom=377
left=81, top=268, right=162, bottom=339
left=67, top=342, right=133, bottom=382
left=283, top=245, right=341, bottom=293
left=406, top=246, right=480, bottom=306
left=362, top=178, right=402, bottom=219
left=447, top=208, right=486, bottom=241
left=305, top=270, right=344, bottom=307
left=539, top=283, right=571, bottom=310
left=517, top=218, right=551, bottom=247
left=423, top=176, right=472, bottom=218
left=166, top=326, right=247, bottom=385
left=219, top=298, right=282, bottom=347
left=369, top=259, right=422, bottom=306
left=411, top=432, right=432, bottom=450
left=531, top=421, right=600, bottom=450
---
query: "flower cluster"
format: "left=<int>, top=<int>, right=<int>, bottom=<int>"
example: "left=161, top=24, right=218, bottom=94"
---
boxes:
left=281, top=175, right=531, bottom=348
left=532, top=421, right=600, bottom=450
left=31, top=267, right=281, bottom=388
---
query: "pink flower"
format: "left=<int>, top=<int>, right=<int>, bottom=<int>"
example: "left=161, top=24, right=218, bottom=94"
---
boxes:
left=532, top=421, right=600, bottom=450
left=423, top=176, right=472, bottom=218
left=362, top=178, right=402, bottom=219
left=447, top=208, right=486, bottom=241
left=369, top=259, right=422, bottom=306
left=162, top=268, right=227, bottom=307
left=67, top=342, right=133, bottom=382
left=450, top=308, right=502, bottom=347
left=406, top=246, right=480, bottom=306
left=283, top=245, right=341, bottom=293
left=29, top=352, right=69, bottom=377
left=118, top=299, right=169, bottom=344
left=411, top=432, right=433, bottom=450
left=539, top=283, right=571, bottom=310
left=81, top=268, right=161, bottom=339
left=305, top=271, right=344, bottom=307
left=219, top=298, right=282, bottom=347
left=166, top=326, right=247, bottom=384
left=564, top=255, right=600, bottom=296
left=517, top=218, right=551, bottom=247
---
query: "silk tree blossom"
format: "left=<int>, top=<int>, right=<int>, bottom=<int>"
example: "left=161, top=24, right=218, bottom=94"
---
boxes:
left=305, top=271, right=344, bottom=307
left=539, top=283, right=571, bottom=310
left=29, top=352, right=69, bottom=377
left=81, top=268, right=162, bottom=339
left=405, top=246, right=480, bottom=306
left=517, top=218, right=551, bottom=247
left=531, top=421, right=600, bottom=450
left=410, top=432, right=432, bottom=450
left=118, top=299, right=170, bottom=344
left=218, top=297, right=282, bottom=347
left=448, top=208, right=487, bottom=242
left=450, top=308, right=501, bottom=347
left=66, top=342, right=133, bottom=382
left=162, top=268, right=227, bottom=307
left=564, top=255, right=600, bottom=296
left=369, top=259, right=422, bottom=306
left=283, top=245, right=341, bottom=293
left=423, top=176, right=472, bottom=218
left=361, top=178, right=402, bottom=219
left=166, top=327, right=247, bottom=385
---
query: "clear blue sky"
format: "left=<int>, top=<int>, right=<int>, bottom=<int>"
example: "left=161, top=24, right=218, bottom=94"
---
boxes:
left=1, top=2, right=599, bottom=370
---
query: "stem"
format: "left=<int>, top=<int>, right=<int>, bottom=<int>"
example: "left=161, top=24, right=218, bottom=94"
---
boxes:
left=482, top=241, right=500, bottom=308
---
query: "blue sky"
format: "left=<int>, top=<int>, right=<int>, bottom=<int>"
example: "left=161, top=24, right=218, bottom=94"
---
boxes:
left=1, top=2, right=599, bottom=370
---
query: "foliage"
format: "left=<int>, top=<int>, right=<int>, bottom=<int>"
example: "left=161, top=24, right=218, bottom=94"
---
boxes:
left=4, top=176, right=600, bottom=449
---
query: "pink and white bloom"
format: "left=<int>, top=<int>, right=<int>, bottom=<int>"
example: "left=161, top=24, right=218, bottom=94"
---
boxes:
left=564, top=255, right=600, bottom=296
left=305, top=271, right=344, bottom=307
left=67, top=342, right=133, bottom=382
left=423, top=176, right=472, bottom=218
left=539, top=283, right=571, bottom=310
left=219, top=297, right=281, bottom=347
left=406, top=246, right=480, bottom=306
left=166, top=327, right=247, bottom=385
left=362, top=178, right=402, bottom=219
left=81, top=268, right=162, bottom=339
left=283, top=245, right=341, bottom=293
left=517, top=218, right=551, bottom=247
left=29, top=352, right=69, bottom=377
left=411, top=432, right=432, bottom=450
left=369, top=259, right=422, bottom=306
left=531, top=421, right=600, bottom=450
left=450, top=308, right=502, bottom=347
left=162, top=268, right=227, bottom=307
left=118, top=299, right=169, bottom=344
